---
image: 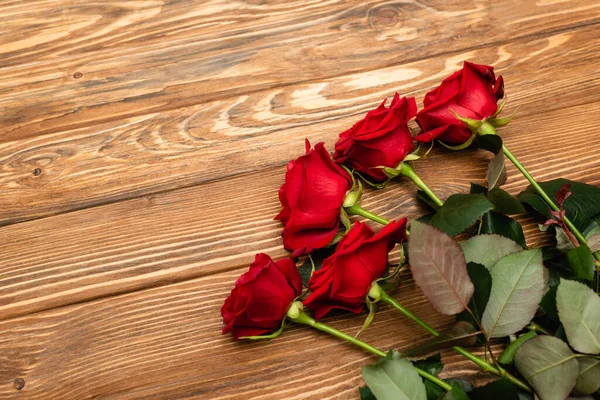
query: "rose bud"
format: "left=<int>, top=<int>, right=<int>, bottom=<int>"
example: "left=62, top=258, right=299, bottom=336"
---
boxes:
left=303, top=219, right=407, bottom=320
left=221, top=253, right=302, bottom=340
left=276, top=140, right=353, bottom=257
left=414, top=62, right=504, bottom=145
left=334, top=93, right=417, bottom=182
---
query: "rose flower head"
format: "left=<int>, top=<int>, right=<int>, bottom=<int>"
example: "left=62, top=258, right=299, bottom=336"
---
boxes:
left=276, top=140, right=352, bottom=257
left=303, top=219, right=407, bottom=320
left=334, top=93, right=417, bottom=182
left=414, top=61, right=505, bottom=145
left=221, top=253, right=302, bottom=340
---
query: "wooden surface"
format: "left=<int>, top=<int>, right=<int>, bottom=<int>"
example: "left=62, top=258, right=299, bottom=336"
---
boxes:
left=1, top=1, right=599, bottom=398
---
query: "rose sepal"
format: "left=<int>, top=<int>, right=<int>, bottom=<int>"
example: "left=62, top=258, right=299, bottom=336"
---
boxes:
left=238, top=319, right=287, bottom=340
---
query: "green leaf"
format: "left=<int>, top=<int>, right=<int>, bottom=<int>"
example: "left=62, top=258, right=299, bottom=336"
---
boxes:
left=458, top=263, right=492, bottom=325
left=359, top=386, right=377, bottom=400
left=362, top=351, right=427, bottom=400
left=540, top=285, right=559, bottom=321
left=487, top=188, right=527, bottom=215
left=402, top=321, right=478, bottom=357
left=468, top=377, right=520, bottom=400
left=413, top=353, right=443, bottom=376
left=554, top=227, right=576, bottom=253
left=460, top=234, right=523, bottom=271
left=473, top=134, right=503, bottom=154
left=518, top=191, right=551, bottom=218
left=481, top=249, right=546, bottom=338
left=441, top=385, right=471, bottom=400
left=498, top=330, right=538, bottom=365
left=556, top=279, right=600, bottom=354
left=486, top=152, right=507, bottom=189
left=298, top=247, right=335, bottom=286
left=567, top=245, right=595, bottom=281
left=519, top=179, right=600, bottom=232
left=573, top=357, right=600, bottom=395
left=423, top=381, right=445, bottom=400
left=470, top=183, right=488, bottom=195
left=480, top=211, right=527, bottom=248
left=408, top=221, right=474, bottom=315
left=514, top=336, right=579, bottom=400
left=431, top=194, right=494, bottom=236
left=417, top=190, right=442, bottom=211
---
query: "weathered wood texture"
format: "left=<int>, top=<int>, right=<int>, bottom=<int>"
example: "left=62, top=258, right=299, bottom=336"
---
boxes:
left=1, top=0, right=599, bottom=399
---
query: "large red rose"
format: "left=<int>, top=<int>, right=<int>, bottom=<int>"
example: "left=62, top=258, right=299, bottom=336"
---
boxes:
left=415, top=62, right=504, bottom=145
left=334, top=94, right=417, bottom=182
left=303, top=219, right=407, bottom=320
left=276, top=140, right=352, bottom=257
left=221, top=253, right=302, bottom=340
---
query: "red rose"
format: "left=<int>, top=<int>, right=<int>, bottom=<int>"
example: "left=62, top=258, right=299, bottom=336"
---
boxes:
left=334, top=94, right=417, bottom=182
left=303, top=219, right=407, bottom=320
left=276, top=140, right=352, bottom=257
left=221, top=253, right=302, bottom=340
left=414, top=62, right=504, bottom=144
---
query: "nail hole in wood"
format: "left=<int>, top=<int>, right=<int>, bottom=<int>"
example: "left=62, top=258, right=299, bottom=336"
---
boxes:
left=14, top=378, right=25, bottom=390
left=73, top=72, right=83, bottom=79
left=33, top=168, right=42, bottom=176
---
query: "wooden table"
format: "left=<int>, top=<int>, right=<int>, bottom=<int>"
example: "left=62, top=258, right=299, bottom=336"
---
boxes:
left=1, top=1, right=599, bottom=398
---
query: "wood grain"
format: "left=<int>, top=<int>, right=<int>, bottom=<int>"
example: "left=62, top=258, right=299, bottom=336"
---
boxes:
left=2, top=25, right=600, bottom=226
left=1, top=1, right=600, bottom=399
left=0, top=267, right=499, bottom=399
left=0, top=100, right=599, bottom=321
left=0, top=1, right=598, bottom=141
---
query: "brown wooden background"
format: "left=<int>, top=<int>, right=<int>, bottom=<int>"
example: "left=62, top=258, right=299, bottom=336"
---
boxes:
left=1, top=0, right=599, bottom=398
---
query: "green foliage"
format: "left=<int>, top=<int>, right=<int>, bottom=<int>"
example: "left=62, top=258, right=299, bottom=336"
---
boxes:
left=556, top=279, right=600, bottom=354
left=519, top=179, right=600, bottom=232
left=402, top=322, right=478, bottom=358
left=481, top=249, right=545, bottom=338
left=468, top=377, right=520, bottom=400
left=298, top=246, right=335, bottom=286
left=480, top=211, right=526, bottom=248
left=498, top=330, right=537, bottom=365
left=441, top=385, right=471, bottom=400
left=487, top=188, right=526, bottom=215
left=408, top=221, right=474, bottom=315
left=359, top=386, right=377, bottom=400
left=460, top=235, right=522, bottom=271
left=362, top=351, right=427, bottom=400
left=430, top=194, right=494, bottom=236
left=473, top=134, right=503, bottom=154
left=514, top=336, right=579, bottom=400
left=567, top=245, right=595, bottom=281
left=486, top=152, right=507, bottom=190
left=573, top=357, right=600, bottom=395
left=457, top=262, right=492, bottom=326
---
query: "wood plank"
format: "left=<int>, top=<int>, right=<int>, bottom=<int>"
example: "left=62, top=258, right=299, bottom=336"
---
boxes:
left=2, top=26, right=600, bottom=226
left=0, top=100, right=599, bottom=321
left=0, top=1, right=598, bottom=141
left=0, top=267, right=500, bottom=399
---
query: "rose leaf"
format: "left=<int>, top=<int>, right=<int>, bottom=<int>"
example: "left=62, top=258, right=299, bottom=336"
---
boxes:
left=480, top=211, right=527, bottom=248
left=556, top=279, right=600, bottom=354
left=481, top=249, right=545, bottom=338
left=514, top=336, right=579, bottom=400
left=486, top=152, right=507, bottom=190
left=566, top=245, right=595, bottom=281
left=408, top=221, right=474, bottom=315
left=430, top=194, right=494, bottom=236
left=402, top=321, right=479, bottom=358
left=460, top=234, right=522, bottom=271
left=362, top=350, right=427, bottom=400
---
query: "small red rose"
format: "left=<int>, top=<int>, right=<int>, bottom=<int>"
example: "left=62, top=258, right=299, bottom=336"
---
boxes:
left=221, top=253, right=302, bottom=340
left=334, top=93, right=417, bottom=182
left=415, top=62, right=504, bottom=145
left=276, top=140, right=352, bottom=257
left=303, top=219, right=407, bottom=320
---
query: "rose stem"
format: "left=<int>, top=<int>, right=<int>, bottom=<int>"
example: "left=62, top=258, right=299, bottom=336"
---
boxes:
left=344, top=204, right=390, bottom=226
left=379, top=290, right=532, bottom=392
left=397, top=163, right=444, bottom=207
left=291, top=310, right=452, bottom=392
left=502, top=144, right=600, bottom=262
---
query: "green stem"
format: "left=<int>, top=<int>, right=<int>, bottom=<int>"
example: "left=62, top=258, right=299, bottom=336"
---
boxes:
left=345, top=204, right=390, bottom=226
left=398, top=163, right=444, bottom=207
left=379, top=291, right=532, bottom=393
left=502, top=144, right=600, bottom=262
left=292, top=311, right=452, bottom=392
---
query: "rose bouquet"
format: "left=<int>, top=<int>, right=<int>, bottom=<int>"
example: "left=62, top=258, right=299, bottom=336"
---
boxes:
left=221, top=62, right=600, bottom=400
